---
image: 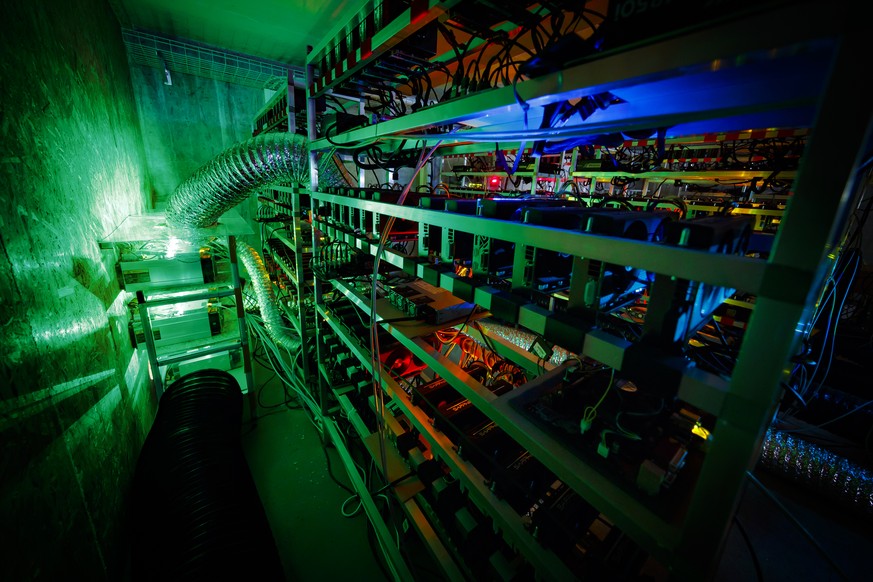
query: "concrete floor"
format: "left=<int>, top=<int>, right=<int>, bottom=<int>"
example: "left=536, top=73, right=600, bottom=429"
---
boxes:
left=241, top=364, right=871, bottom=581
left=241, top=366, right=390, bottom=581
left=715, top=471, right=870, bottom=582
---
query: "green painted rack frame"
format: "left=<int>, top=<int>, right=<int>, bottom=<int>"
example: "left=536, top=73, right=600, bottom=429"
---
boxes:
left=305, top=2, right=872, bottom=579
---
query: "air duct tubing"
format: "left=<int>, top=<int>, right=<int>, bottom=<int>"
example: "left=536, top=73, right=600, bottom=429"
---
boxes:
left=758, top=428, right=873, bottom=517
left=130, top=369, right=285, bottom=581
left=237, top=240, right=301, bottom=352
left=166, top=132, right=310, bottom=228
left=165, top=132, right=346, bottom=228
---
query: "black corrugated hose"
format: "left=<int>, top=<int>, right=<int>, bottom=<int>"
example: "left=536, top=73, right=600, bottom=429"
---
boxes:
left=130, top=369, right=284, bottom=581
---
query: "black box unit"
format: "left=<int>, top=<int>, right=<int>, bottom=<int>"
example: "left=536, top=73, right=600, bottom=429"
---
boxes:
left=491, top=450, right=553, bottom=513
left=662, top=215, right=754, bottom=253
left=461, top=420, right=520, bottom=479
left=582, top=210, right=672, bottom=242
left=479, top=197, right=570, bottom=220
left=434, top=397, right=486, bottom=438
left=523, top=206, right=609, bottom=230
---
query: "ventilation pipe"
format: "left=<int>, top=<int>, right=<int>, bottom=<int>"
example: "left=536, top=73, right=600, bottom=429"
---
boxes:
left=237, top=240, right=300, bottom=352
left=165, top=132, right=310, bottom=228
left=163, top=132, right=345, bottom=351
left=130, top=369, right=285, bottom=580
left=165, top=132, right=345, bottom=228
left=758, top=428, right=873, bottom=517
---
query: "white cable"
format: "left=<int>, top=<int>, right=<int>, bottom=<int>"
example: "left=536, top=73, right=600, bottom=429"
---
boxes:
left=367, top=141, right=443, bottom=480
left=803, top=253, right=860, bottom=398
left=247, top=313, right=323, bottom=432
left=808, top=254, right=860, bottom=399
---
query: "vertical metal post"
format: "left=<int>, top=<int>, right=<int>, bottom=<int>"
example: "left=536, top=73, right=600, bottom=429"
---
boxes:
left=418, top=222, right=430, bottom=258
left=441, top=228, right=454, bottom=263
left=556, top=149, right=569, bottom=191
left=306, top=47, right=327, bottom=413
left=568, top=147, right=579, bottom=191
left=417, top=158, right=429, bottom=191
left=285, top=69, right=296, bottom=135
left=511, top=244, right=534, bottom=291
left=136, top=290, right=163, bottom=400
left=291, top=187, right=312, bottom=384
left=228, top=236, right=257, bottom=422
left=373, top=211, right=383, bottom=238
left=472, top=234, right=491, bottom=276
left=565, top=256, right=587, bottom=312
left=359, top=97, right=366, bottom=188
left=529, top=155, right=540, bottom=196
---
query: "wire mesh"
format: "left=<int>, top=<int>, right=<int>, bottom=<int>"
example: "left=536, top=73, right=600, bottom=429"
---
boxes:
left=122, top=28, right=304, bottom=90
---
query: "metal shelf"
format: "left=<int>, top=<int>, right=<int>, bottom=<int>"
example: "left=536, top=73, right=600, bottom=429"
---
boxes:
left=319, top=277, right=725, bottom=562
left=312, top=191, right=776, bottom=299
left=252, top=133, right=315, bottom=381
left=99, top=209, right=251, bottom=246
left=390, top=332, right=682, bottom=555
left=435, top=188, right=510, bottom=195
left=124, top=236, right=256, bottom=403
left=305, top=2, right=871, bottom=578
left=317, top=397, right=414, bottom=580
left=312, top=4, right=840, bottom=150
left=273, top=231, right=313, bottom=256
left=307, top=0, right=461, bottom=98
left=336, top=392, right=468, bottom=581
left=138, top=283, right=236, bottom=307
left=571, top=170, right=798, bottom=182
left=151, top=313, right=242, bottom=365
left=316, top=302, right=578, bottom=580
left=442, top=171, right=536, bottom=178
left=312, top=217, right=419, bottom=273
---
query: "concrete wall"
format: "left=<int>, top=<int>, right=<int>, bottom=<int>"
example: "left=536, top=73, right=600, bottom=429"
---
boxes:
left=129, top=64, right=265, bottom=224
left=0, top=1, right=154, bottom=579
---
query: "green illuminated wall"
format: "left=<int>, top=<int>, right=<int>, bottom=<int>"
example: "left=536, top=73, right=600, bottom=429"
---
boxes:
left=128, top=63, right=264, bottom=224
left=0, top=0, right=154, bottom=579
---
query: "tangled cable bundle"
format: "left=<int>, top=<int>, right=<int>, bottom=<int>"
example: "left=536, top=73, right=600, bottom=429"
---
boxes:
left=454, top=333, right=502, bottom=369
left=434, top=329, right=527, bottom=386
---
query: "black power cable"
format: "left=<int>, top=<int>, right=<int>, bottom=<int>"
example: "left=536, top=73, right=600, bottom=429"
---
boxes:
left=321, top=434, right=356, bottom=495
left=746, top=471, right=852, bottom=581
left=733, top=517, right=764, bottom=582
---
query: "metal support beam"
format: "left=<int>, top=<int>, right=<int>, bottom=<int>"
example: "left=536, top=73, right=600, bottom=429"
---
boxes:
left=672, top=31, right=873, bottom=580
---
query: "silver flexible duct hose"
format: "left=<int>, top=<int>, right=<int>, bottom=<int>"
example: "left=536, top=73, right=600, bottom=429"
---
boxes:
left=165, top=132, right=345, bottom=228
left=476, top=319, right=572, bottom=365
left=237, top=241, right=301, bottom=352
left=166, top=132, right=308, bottom=228
left=758, top=428, right=873, bottom=516
left=163, top=133, right=349, bottom=351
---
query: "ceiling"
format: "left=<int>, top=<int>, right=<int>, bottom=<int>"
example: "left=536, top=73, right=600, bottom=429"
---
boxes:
left=111, top=0, right=356, bottom=67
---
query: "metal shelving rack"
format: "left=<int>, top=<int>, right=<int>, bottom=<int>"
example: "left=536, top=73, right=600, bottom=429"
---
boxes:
left=315, top=293, right=577, bottom=580
left=100, top=211, right=256, bottom=405
left=252, top=72, right=317, bottom=386
left=305, top=2, right=871, bottom=579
